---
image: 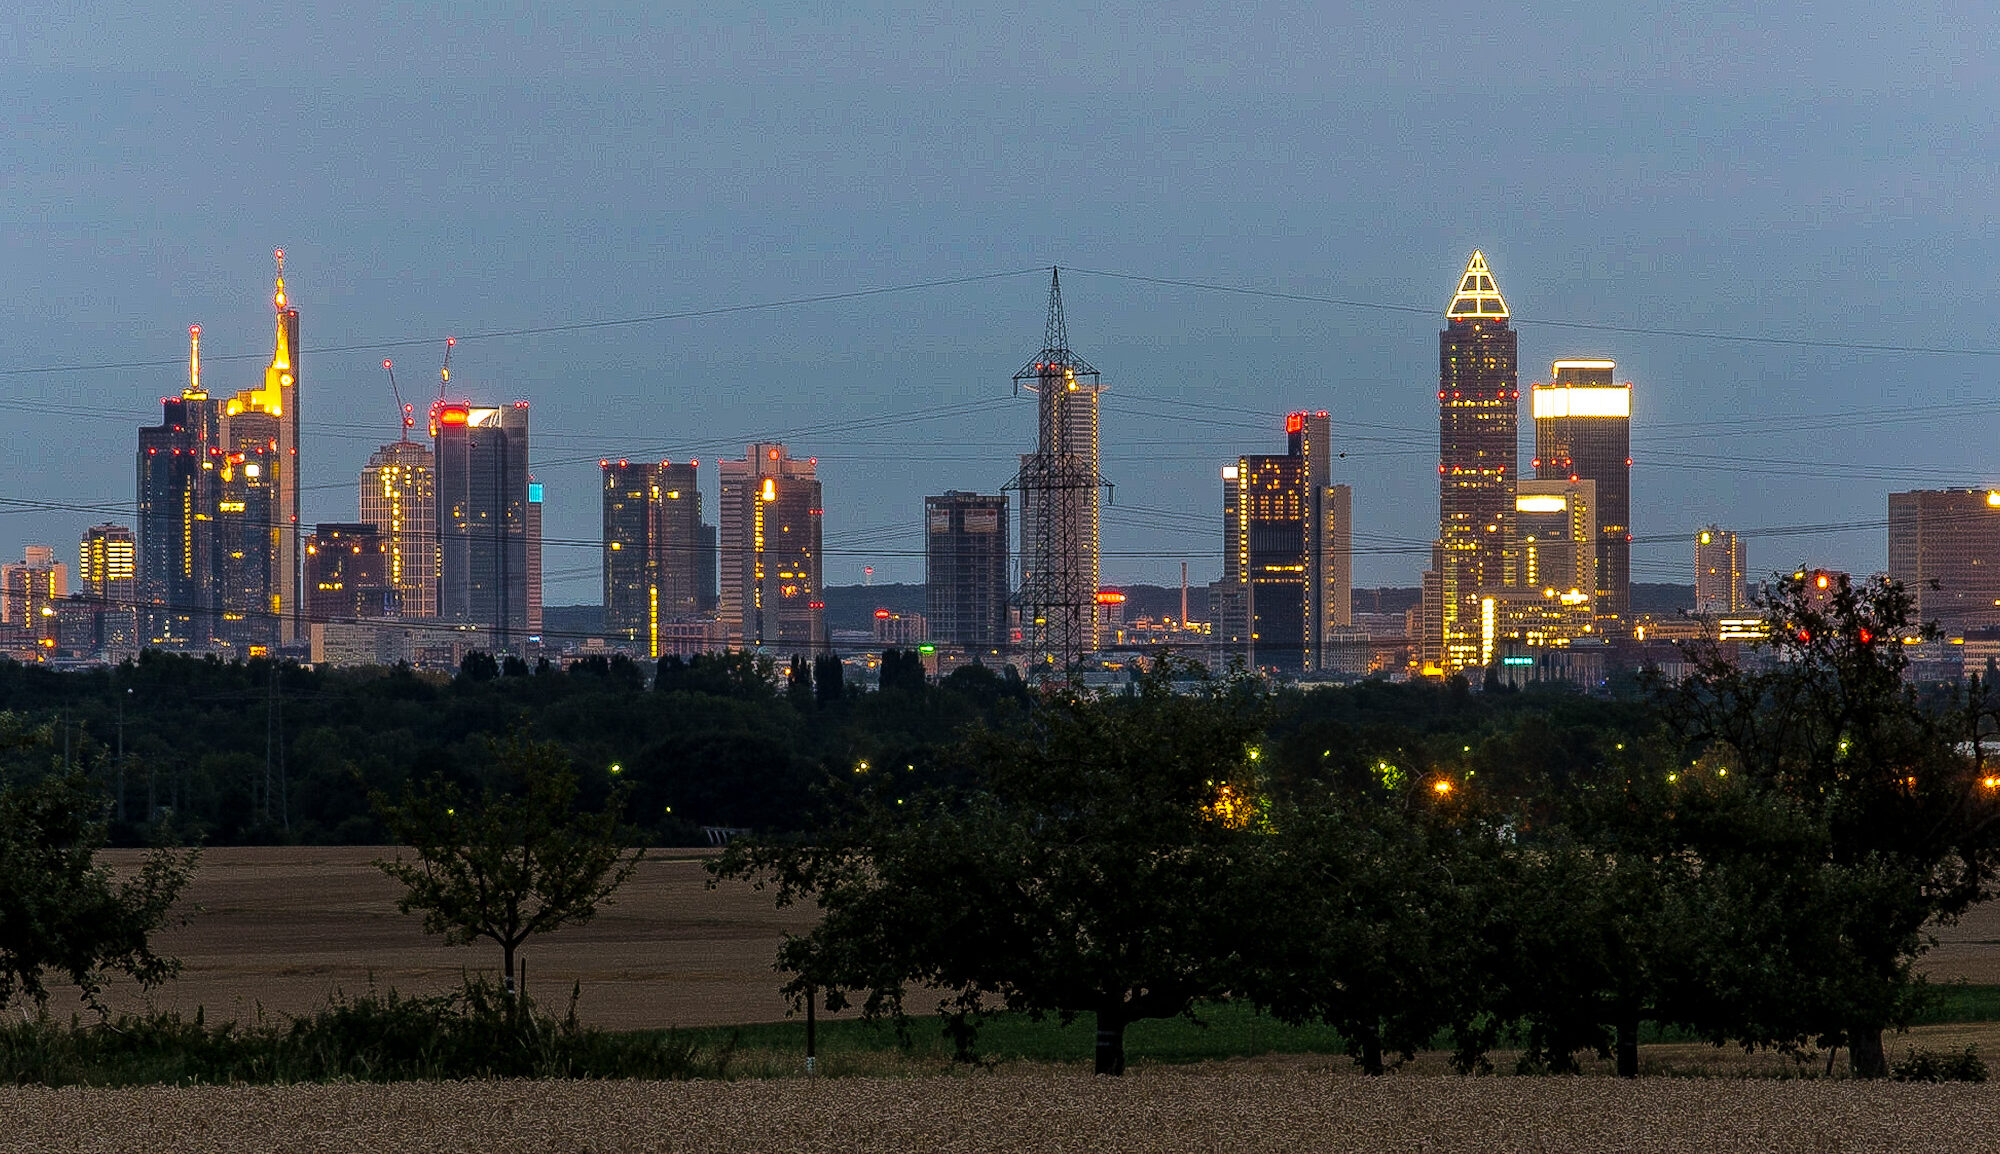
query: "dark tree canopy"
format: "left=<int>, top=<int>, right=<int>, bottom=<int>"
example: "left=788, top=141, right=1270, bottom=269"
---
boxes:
left=0, top=714, right=197, bottom=1014
left=717, top=660, right=1266, bottom=1074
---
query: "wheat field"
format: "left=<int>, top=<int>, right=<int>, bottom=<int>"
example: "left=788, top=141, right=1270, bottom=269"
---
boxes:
left=3, top=1060, right=1996, bottom=1153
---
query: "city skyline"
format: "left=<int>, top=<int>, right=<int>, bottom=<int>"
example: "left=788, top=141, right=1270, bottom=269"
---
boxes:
left=6, top=4, right=1996, bottom=604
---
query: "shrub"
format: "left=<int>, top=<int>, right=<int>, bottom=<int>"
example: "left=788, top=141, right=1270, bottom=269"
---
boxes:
left=1890, top=1045, right=1988, bottom=1083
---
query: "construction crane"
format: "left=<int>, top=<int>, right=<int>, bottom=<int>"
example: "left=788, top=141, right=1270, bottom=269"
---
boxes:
left=438, top=335, right=456, bottom=398
left=425, top=336, right=459, bottom=437
left=382, top=359, right=415, bottom=440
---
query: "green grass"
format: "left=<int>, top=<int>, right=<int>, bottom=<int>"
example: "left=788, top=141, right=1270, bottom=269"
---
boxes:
left=1913, top=983, right=2000, bottom=1024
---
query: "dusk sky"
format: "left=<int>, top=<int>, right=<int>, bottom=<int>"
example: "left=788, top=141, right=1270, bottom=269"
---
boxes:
left=4, top=2, right=1995, bottom=604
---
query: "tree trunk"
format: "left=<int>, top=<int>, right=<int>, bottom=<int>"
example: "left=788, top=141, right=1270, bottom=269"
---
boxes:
left=1849, top=1025, right=1887, bottom=1079
left=1095, top=1007, right=1127, bottom=1076
left=503, top=943, right=517, bottom=998
left=1616, top=1011, right=1640, bottom=1079
left=1360, top=1030, right=1384, bottom=1076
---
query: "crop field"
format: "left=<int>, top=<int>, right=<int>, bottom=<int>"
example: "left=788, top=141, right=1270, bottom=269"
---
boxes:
left=86, top=846, right=828, bottom=1031
left=5, top=1061, right=2000, bottom=1153
left=81, top=846, right=2000, bottom=1037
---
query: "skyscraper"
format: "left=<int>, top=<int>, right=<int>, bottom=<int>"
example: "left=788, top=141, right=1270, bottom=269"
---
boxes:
left=138, top=326, right=224, bottom=648
left=1888, top=490, right=2000, bottom=636
left=1218, top=412, right=1352, bottom=672
left=360, top=439, right=439, bottom=619
left=527, top=476, right=544, bottom=640
left=925, top=491, right=1010, bottom=650
left=1012, top=269, right=1105, bottom=671
left=1533, top=359, right=1632, bottom=621
left=76, top=523, right=138, bottom=655
left=1428, top=251, right=1518, bottom=673
left=1, top=546, right=67, bottom=644
left=602, top=459, right=704, bottom=655
left=435, top=401, right=531, bottom=648
left=79, top=524, right=136, bottom=607
left=304, top=523, right=396, bottom=622
left=1695, top=526, right=1747, bottom=614
left=718, top=443, right=822, bottom=653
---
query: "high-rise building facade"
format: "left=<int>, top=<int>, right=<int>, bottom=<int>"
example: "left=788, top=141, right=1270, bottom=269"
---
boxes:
left=1532, top=359, right=1632, bottom=621
left=1427, top=252, right=1518, bottom=673
left=360, top=439, right=439, bottom=619
left=305, top=523, right=396, bottom=622
left=718, top=443, right=822, bottom=653
left=1, top=546, right=68, bottom=644
left=1488, top=478, right=1598, bottom=651
left=527, top=477, right=544, bottom=639
left=602, top=459, right=704, bottom=655
left=1013, top=270, right=1105, bottom=671
left=133, top=257, right=299, bottom=655
left=1694, top=526, right=1747, bottom=614
left=1888, top=490, right=2000, bottom=636
left=138, top=327, right=225, bottom=648
left=925, top=491, right=1010, bottom=650
left=1217, top=412, right=1353, bottom=673
left=80, top=524, right=136, bottom=606
left=435, top=401, right=531, bottom=647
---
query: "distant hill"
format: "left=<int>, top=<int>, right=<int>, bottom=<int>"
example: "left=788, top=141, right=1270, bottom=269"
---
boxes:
left=1630, top=583, right=1697, bottom=616
left=823, top=583, right=926, bottom=634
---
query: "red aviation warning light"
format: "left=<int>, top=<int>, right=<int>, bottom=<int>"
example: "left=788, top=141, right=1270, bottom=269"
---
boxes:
left=1285, top=412, right=1305, bottom=434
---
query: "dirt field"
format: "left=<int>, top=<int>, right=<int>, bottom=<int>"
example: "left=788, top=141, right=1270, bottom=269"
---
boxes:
left=89, top=846, right=825, bottom=1030
left=77, top=845, right=2000, bottom=1035
left=3, top=1062, right=1996, bottom=1153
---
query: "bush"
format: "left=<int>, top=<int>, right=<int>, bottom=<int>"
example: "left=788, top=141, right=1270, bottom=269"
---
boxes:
left=0, top=979, right=724, bottom=1086
left=1890, top=1045, right=1988, bottom=1083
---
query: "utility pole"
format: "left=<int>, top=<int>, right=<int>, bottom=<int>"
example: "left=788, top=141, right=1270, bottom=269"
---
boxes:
left=1007, top=268, right=1110, bottom=678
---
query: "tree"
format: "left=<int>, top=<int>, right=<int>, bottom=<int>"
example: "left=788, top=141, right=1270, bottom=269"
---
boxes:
left=716, top=659, right=1266, bottom=1075
left=373, top=732, right=643, bottom=997
left=1659, top=570, right=2000, bottom=1076
left=0, top=715, right=198, bottom=1014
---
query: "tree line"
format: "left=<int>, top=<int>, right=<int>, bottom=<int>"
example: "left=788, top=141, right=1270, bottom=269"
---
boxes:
left=718, top=574, right=2000, bottom=1077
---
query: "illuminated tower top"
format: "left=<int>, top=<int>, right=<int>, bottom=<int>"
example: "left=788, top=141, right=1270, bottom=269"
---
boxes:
left=185, top=325, right=205, bottom=399
left=1445, top=251, right=1510, bottom=322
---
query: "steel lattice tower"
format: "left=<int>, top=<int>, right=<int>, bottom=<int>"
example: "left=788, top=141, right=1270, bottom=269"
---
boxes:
left=1009, top=268, right=1106, bottom=675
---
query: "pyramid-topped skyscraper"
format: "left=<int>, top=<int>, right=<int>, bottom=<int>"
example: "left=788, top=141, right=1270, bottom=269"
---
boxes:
left=1425, top=251, right=1519, bottom=674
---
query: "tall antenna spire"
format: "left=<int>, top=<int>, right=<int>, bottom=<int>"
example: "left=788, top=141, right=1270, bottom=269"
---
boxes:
left=186, top=324, right=202, bottom=396
left=273, top=248, right=287, bottom=311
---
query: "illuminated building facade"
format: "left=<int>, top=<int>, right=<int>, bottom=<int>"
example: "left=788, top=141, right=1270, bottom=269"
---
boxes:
left=1013, top=270, right=1105, bottom=669
left=1, top=546, right=68, bottom=646
left=1888, top=490, right=2000, bottom=636
left=137, top=327, right=224, bottom=648
left=718, top=443, right=822, bottom=653
left=1532, top=359, right=1632, bottom=620
left=1494, top=478, right=1597, bottom=649
left=925, top=491, right=1010, bottom=650
left=602, top=459, right=704, bottom=655
left=80, top=524, right=136, bottom=603
left=434, top=401, right=531, bottom=647
left=1426, top=252, right=1518, bottom=673
left=305, top=523, right=396, bottom=622
left=1694, top=526, right=1746, bottom=614
left=360, top=439, right=438, bottom=619
left=528, top=477, right=544, bottom=639
left=1217, top=411, right=1353, bottom=673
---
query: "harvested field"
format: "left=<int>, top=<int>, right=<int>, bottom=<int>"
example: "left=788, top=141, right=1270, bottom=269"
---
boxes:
left=3, top=1062, right=1996, bottom=1153
left=88, top=846, right=830, bottom=1030
left=82, top=845, right=2000, bottom=1036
